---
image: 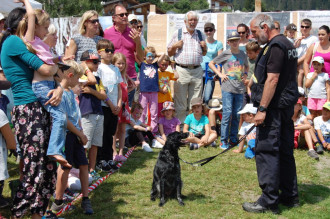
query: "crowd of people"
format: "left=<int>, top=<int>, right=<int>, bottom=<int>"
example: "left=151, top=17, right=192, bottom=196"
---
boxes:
left=0, top=1, right=329, bottom=218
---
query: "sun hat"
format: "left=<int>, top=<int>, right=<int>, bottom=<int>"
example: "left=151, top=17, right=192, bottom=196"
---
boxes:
left=190, top=97, right=203, bottom=107
left=323, top=102, right=330, bottom=111
left=311, top=56, right=324, bottom=64
left=238, top=103, right=257, bottom=115
left=227, top=31, right=241, bottom=41
left=286, top=23, right=297, bottom=31
left=128, top=14, right=137, bottom=22
left=161, top=101, right=175, bottom=112
left=207, top=98, right=222, bottom=111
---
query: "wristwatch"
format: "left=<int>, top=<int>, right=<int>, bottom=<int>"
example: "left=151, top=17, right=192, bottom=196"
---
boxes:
left=258, top=106, right=267, bottom=112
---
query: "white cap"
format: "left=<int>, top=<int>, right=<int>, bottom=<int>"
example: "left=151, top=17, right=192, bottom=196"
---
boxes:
left=128, top=14, right=138, bottom=22
left=238, top=104, right=257, bottom=115
left=312, top=56, right=324, bottom=64
left=0, top=13, right=4, bottom=21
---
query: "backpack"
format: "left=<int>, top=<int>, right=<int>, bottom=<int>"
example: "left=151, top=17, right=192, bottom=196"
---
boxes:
left=178, top=28, right=203, bottom=42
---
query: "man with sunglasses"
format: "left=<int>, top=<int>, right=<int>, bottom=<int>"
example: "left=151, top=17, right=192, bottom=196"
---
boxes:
left=104, top=3, right=144, bottom=106
left=167, top=11, right=207, bottom=123
left=296, top=18, right=318, bottom=88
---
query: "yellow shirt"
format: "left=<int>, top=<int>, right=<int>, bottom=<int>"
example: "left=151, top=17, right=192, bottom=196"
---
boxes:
left=80, top=75, right=105, bottom=92
left=158, top=71, right=176, bottom=103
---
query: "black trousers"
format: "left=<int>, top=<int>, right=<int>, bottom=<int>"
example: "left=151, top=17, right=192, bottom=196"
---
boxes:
left=125, top=129, right=154, bottom=147
left=255, top=107, right=298, bottom=207
left=97, top=106, right=118, bottom=162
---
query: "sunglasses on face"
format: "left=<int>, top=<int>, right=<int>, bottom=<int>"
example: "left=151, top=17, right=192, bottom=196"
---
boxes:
left=204, top=28, right=214, bottom=33
left=116, top=13, right=129, bottom=18
left=238, top=31, right=246, bottom=34
left=137, top=25, right=143, bottom=29
left=98, top=48, right=114, bottom=53
left=301, top=25, right=310, bottom=29
left=86, top=59, right=100, bottom=65
left=88, top=19, right=99, bottom=24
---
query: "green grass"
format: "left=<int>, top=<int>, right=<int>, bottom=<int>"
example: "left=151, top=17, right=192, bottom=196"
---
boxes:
left=1, top=145, right=330, bottom=219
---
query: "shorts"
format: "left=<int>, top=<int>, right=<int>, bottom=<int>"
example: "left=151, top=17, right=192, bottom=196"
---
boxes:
left=245, top=139, right=255, bottom=159
left=64, top=132, right=88, bottom=169
left=81, top=114, right=104, bottom=148
left=307, top=98, right=327, bottom=111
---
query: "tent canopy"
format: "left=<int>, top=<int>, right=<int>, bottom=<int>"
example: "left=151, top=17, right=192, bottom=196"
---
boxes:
left=0, top=0, right=42, bottom=15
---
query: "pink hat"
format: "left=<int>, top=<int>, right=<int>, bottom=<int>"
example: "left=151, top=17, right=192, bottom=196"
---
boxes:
left=161, top=101, right=175, bottom=112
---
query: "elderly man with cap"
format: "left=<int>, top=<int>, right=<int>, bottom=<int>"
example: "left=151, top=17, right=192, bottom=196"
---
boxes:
left=242, top=13, right=300, bottom=214
left=104, top=3, right=144, bottom=106
left=167, top=11, right=207, bottom=123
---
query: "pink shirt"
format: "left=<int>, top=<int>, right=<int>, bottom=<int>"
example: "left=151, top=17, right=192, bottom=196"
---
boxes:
left=29, top=36, right=54, bottom=65
left=104, top=26, right=137, bottom=79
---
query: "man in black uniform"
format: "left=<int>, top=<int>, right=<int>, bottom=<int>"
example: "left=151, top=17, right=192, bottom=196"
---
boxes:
left=242, top=14, right=300, bottom=214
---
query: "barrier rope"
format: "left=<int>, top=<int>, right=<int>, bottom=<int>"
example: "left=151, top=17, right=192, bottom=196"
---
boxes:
left=56, top=146, right=136, bottom=216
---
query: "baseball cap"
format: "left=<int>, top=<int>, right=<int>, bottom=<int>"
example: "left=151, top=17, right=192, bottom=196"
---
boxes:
left=227, top=31, right=241, bottom=41
left=312, top=56, right=324, bottom=64
left=128, top=14, right=137, bottom=22
left=80, top=50, right=100, bottom=61
left=161, top=101, right=175, bottom=112
left=191, top=97, right=203, bottom=107
left=323, top=102, right=330, bottom=111
left=238, top=104, right=257, bottom=115
left=204, top=22, right=215, bottom=30
left=286, top=23, right=297, bottom=31
left=207, top=98, right=222, bottom=111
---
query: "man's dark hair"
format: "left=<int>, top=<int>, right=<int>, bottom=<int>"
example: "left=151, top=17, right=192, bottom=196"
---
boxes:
left=301, top=18, right=312, bottom=26
left=110, top=3, right=125, bottom=16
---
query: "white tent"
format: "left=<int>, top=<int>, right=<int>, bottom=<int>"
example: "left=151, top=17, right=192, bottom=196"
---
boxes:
left=0, top=0, right=42, bottom=15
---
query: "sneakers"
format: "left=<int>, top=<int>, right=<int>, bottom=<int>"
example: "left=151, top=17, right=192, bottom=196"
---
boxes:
left=50, top=202, right=75, bottom=213
left=96, top=160, right=111, bottom=172
left=315, top=143, right=324, bottom=154
left=90, top=170, right=101, bottom=181
left=152, top=139, right=163, bottom=149
left=142, top=143, right=153, bottom=152
left=220, top=142, right=229, bottom=150
left=108, top=160, right=119, bottom=171
left=81, top=198, right=94, bottom=215
left=242, top=201, right=279, bottom=214
left=189, top=143, right=199, bottom=150
left=113, top=155, right=127, bottom=162
left=307, top=150, right=319, bottom=160
left=0, top=195, right=9, bottom=208
left=210, top=141, right=217, bottom=147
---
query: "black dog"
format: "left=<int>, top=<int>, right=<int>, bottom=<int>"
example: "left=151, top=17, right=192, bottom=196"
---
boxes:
left=151, top=131, right=189, bottom=207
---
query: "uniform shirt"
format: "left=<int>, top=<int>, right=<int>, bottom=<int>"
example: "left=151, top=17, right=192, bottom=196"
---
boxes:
left=306, top=72, right=329, bottom=99
left=139, top=62, right=159, bottom=92
left=96, top=63, right=123, bottom=106
left=184, top=114, right=209, bottom=135
left=104, top=26, right=137, bottom=79
left=212, top=49, right=248, bottom=94
left=158, top=71, right=176, bottom=103
left=167, top=26, right=205, bottom=65
left=1, top=35, right=44, bottom=105
left=0, top=110, right=9, bottom=181
left=314, top=116, right=330, bottom=138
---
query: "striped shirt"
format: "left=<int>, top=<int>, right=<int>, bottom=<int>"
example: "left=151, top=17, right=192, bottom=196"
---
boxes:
left=167, top=26, right=205, bottom=66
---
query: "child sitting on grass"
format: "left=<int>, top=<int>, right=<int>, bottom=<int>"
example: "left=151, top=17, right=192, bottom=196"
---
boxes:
left=292, top=99, right=319, bottom=160
left=233, top=104, right=257, bottom=159
left=125, top=102, right=154, bottom=152
left=314, top=102, right=330, bottom=154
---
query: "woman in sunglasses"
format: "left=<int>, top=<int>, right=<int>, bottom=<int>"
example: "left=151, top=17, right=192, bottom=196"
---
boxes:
left=65, top=10, right=102, bottom=64
left=237, top=23, right=250, bottom=53
left=201, top=22, right=223, bottom=104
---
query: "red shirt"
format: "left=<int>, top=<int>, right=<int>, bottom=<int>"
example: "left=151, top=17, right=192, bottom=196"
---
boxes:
left=104, top=26, right=137, bottom=79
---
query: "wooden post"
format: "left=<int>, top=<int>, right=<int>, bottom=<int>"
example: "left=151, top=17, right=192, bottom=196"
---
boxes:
left=150, top=4, right=156, bottom=13
left=255, top=0, right=261, bottom=12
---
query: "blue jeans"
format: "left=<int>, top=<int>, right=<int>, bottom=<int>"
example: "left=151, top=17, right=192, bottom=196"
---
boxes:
left=203, top=73, right=215, bottom=104
left=32, top=81, right=67, bottom=157
left=221, top=90, right=243, bottom=144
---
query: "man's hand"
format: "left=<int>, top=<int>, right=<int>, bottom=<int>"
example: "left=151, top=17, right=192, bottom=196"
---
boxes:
left=254, top=111, right=266, bottom=126
left=129, top=28, right=141, bottom=44
left=174, top=40, right=183, bottom=50
left=200, top=41, right=207, bottom=52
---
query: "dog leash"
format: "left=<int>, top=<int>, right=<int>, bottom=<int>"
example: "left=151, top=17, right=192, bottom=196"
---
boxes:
left=180, top=125, right=256, bottom=167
